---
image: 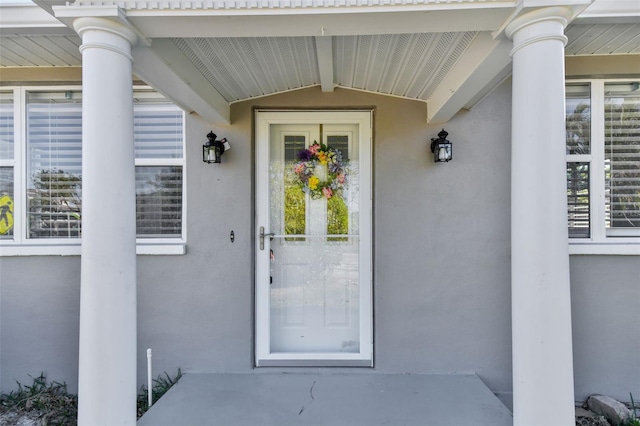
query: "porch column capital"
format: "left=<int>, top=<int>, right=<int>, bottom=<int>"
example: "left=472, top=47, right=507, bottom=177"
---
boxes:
left=505, top=6, right=573, bottom=55
left=73, top=16, right=138, bottom=60
left=74, top=12, right=138, bottom=426
left=506, top=5, right=576, bottom=426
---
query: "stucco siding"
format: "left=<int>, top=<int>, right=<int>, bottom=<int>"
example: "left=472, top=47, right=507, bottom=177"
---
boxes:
left=135, top=108, right=255, bottom=380
left=370, top=82, right=513, bottom=396
left=0, top=79, right=638, bottom=406
left=0, top=257, right=80, bottom=392
left=570, top=255, right=640, bottom=402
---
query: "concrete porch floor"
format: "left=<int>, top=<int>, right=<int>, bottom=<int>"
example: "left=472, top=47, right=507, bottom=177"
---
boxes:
left=137, top=372, right=513, bottom=426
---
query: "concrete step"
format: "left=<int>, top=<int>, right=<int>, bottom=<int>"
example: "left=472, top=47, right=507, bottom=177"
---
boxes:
left=138, top=372, right=512, bottom=426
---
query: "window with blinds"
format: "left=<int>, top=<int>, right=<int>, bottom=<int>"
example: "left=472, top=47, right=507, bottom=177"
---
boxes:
left=567, top=162, right=590, bottom=238
left=134, top=101, right=184, bottom=159
left=26, top=91, right=83, bottom=239
left=566, top=84, right=591, bottom=238
left=23, top=90, right=185, bottom=240
left=136, top=166, right=182, bottom=237
left=0, top=92, right=14, bottom=240
left=134, top=101, right=184, bottom=237
left=0, top=168, right=13, bottom=240
left=0, top=92, right=13, bottom=161
left=566, top=80, right=640, bottom=244
left=604, top=83, right=640, bottom=232
left=566, top=84, right=591, bottom=155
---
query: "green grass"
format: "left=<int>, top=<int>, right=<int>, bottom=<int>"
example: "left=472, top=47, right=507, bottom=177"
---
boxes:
left=627, top=393, right=640, bottom=426
left=137, top=368, right=183, bottom=418
left=0, top=369, right=183, bottom=424
left=0, top=373, right=78, bottom=425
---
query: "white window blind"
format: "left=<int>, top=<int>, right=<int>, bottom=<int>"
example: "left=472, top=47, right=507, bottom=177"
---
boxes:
left=567, top=162, right=590, bottom=238
left=23, top=90, right=185, bottom=240
left=566, top=83, right=591, bottom=237
left=26, top=91, right=82, bottom=239
left=133, top=100, right=184, bottom=237
left=566, top=80, right=640, bottom=249
left=0, top=92, right=13, bottom=161
left=0, top=86, right=185, bottom=252
left=136, top=166, right=183, bottom=237
left=134, top=103, right=184, bottom=159
left=604, top=83, right=640, bottom=233
left=0, top=92, right=14, bottom=239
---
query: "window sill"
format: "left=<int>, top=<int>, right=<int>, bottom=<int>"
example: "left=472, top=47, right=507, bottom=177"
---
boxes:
left=0, top=243, right=186, bottom=256
left=569, top=242, right=640, bottom=256
left=137, top=243, right=186, bottom=255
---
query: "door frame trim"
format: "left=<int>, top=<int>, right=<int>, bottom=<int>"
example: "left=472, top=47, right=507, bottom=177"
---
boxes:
left=254, top=110, right=373, bottom=367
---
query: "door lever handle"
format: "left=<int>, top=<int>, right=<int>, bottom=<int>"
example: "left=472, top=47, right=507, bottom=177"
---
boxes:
left=259, top=226, right=275, bottom=250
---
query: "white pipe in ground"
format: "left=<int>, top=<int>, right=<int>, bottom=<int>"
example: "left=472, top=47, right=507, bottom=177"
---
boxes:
left=147, top=348, right=153, bottom=408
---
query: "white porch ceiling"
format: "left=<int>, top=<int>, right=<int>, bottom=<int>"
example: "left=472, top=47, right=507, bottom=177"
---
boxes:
left=2, top=23, right=638, bottom=89
left=170, top=32, right=478, bottom=103
left=566, top=23, right=640, bottom=56
left=173, top=36, right=320, bottom=102
left=0, top=34, right=81, bottom=67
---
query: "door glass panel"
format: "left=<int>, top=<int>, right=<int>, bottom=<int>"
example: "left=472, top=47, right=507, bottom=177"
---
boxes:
left=326, top=135, right=350, bottom=241
left=284, top=135, right=306, bottom=240
left=327, top=135, right=349, bottom=159
left=269, top=125, right=360, bottom=354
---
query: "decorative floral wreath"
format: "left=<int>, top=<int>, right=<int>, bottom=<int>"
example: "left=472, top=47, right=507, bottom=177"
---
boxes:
left=293, top=142, right=348, bottom=200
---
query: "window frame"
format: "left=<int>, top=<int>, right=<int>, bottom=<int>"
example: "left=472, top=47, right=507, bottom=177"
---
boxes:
left=566, top=78, right=640, bottom=256
left=0, top=85, right=186, bottom=256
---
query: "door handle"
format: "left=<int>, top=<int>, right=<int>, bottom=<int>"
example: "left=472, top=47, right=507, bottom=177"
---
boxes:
left=259, top=226, right=275, bottom=250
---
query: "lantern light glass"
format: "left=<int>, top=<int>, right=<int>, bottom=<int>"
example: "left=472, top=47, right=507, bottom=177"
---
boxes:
left=430, top=129, right=452, bottom=163
left=203, top=131, right=229, bottom=164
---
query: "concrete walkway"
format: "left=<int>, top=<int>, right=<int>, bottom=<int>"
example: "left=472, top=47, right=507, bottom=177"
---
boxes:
left=137, top=372, right=512, bottom=426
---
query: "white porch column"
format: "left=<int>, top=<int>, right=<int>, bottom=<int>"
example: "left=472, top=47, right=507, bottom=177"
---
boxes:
left=506, top=7, right=575, bottom=426
left=74, top=17, right=138, bottom=426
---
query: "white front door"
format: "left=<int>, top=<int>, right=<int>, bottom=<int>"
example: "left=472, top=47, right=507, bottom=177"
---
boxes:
left=255, top=111, right=372, bottom=366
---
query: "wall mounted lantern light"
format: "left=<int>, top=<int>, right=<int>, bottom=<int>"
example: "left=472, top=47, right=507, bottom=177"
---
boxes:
left=203, top=131, right=230, bottom=164
left=430, top=129, right=452, bottom=163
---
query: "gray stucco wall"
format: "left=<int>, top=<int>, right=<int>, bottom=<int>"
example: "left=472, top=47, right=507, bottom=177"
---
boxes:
left=0, top=257, right=80, bottom=391
left=570, top=256, right=640, bottom=402
left=1, top=80, right=638, bottom=405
